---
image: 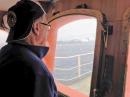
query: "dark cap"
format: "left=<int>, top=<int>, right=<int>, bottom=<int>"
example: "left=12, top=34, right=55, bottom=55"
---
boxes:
left=7, top=0, right=44, bottom=42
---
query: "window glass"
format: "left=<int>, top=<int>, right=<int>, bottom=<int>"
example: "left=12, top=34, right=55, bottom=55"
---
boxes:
left=54, top=17, right=97, bottom=95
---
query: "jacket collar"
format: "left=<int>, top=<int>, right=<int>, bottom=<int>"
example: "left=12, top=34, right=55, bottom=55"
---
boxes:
left=8, top=40, right=49, bottom=58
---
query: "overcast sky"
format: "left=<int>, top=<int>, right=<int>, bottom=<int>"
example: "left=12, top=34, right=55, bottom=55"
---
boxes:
left=57, top=18, right=97, bottom=41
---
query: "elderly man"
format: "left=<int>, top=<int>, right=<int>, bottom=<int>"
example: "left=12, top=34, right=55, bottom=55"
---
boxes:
left=0, top=0, right=57, bottom=97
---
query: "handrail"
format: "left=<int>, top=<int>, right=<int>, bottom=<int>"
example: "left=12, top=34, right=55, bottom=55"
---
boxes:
left=55, top=52, right=94, bottom=59
left=55, top=62, right=93, bottom=70
left=54, top=52, right=94, bottom=82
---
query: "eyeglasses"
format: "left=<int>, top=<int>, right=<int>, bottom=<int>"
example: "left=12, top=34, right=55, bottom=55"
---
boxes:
left=40, top=22, right=51, bottom=29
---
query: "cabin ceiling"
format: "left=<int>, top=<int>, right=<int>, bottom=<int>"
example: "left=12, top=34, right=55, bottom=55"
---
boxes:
left=0, top=0, right=59, bottom=11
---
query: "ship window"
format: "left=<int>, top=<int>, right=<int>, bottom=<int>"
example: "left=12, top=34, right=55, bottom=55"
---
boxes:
left=53, top=17, right=97, bottom=95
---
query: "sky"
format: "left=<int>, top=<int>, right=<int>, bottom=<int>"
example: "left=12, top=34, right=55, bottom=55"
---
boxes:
left=57, top=18, right=97, bottom=41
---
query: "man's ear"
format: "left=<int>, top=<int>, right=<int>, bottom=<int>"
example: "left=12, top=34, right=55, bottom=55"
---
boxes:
left=32, top=22, right=40, bottom=36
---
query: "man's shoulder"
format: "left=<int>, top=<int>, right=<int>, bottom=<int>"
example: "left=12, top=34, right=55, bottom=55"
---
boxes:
left=1, top=43, right=42, bottom=64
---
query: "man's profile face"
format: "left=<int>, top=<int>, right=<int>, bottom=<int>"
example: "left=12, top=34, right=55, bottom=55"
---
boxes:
left=37, top=14, right=51, bottom=46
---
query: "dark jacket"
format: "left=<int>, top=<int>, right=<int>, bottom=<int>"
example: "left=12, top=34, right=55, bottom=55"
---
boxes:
left=0, top=41, right=58, bottom=97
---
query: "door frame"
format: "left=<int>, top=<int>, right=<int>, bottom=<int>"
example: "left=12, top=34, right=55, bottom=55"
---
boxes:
left=45, top=8, right=104, bottom=97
